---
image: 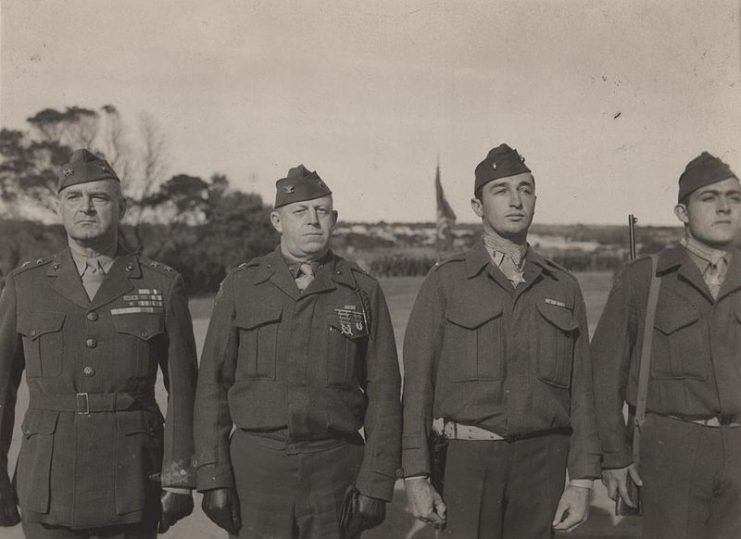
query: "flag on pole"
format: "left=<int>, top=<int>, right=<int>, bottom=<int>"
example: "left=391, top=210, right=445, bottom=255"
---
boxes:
left=435, top=164, right=456, bottom=254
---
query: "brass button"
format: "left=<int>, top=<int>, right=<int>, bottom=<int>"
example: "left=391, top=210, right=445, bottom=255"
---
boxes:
left=126, top=263, right=134, bottom=271
left=30, top=329, right=37, bottom=337
left=140, top=330, right=148, bottom=338
left=86, top=338, right=97, bottom=348
left=87, top=312, right=99, bottom=322
left=83, top=366, right=95, bottom=377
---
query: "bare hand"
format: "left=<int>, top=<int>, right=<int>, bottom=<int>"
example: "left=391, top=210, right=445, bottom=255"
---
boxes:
left=404, top=477, right=446, bottom=529
left=602, top=464, right=642, bottom=508
left=552, top=485, right=590, bottom=532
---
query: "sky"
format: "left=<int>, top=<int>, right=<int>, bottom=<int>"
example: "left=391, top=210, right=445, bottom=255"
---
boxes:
left=1, top=0, right=739, bottom=225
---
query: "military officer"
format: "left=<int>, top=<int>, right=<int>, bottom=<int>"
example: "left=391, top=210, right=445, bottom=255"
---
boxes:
left=592, top=152, right=741, bottom=538
left=402, top=144, right=601, bottom=538
left=0, top=149, right=198, bottom=538
left=194, top=165, right=402, bottom=538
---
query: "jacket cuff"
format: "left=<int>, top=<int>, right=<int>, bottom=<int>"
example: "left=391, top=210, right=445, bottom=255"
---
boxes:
left=355, top=468, right=398, bottom=502
left=568, top=452, right=601, bottom=481
left=601, top=448, right=632, bottom=470
left=195, top=463, right=235, bottom=491
left=401, top=436, right=429, bottom=477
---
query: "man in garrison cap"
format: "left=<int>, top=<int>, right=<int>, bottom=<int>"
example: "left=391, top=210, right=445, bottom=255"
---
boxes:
left=593, top=152, right=741, bottom=538
left=402, top=144, right=600, bottom=537
left=0, top=149, right=198, bottom=538
left=194, top=165, right=402, bottom=538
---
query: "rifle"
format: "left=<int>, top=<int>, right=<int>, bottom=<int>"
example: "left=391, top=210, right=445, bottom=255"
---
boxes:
left=628, top=214, right=638, bottom=261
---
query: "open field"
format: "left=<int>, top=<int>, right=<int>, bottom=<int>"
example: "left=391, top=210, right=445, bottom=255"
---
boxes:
left=4, top=272, right=640, bottom=539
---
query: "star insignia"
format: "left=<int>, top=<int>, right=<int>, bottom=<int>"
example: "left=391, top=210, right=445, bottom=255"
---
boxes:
left=510, top=272, right=527, bottom=287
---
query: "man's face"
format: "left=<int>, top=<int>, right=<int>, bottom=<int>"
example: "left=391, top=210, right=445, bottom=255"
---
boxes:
left=271, top=195, right=337, bottom=260
left=471, top=172, right=536, bottom=241
left=56, top=179, right=126, bottom=243
left=675, top=177, right=741, bottom=249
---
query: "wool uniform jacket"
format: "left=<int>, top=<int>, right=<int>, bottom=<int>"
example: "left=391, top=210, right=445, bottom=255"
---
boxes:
left=0, top=247, right=198, bottom=528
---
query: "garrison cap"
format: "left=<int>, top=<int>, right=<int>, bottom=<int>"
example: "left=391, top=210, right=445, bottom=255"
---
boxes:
left=57, top=149, right=119, bottom=192
left=678, top=152, right=739, bottom=202
left=474, top=144, right=532, bottom=195
left=274, top=164, right=332, bottom=208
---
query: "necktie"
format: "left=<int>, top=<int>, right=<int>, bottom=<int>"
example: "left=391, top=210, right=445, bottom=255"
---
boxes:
left=704, top=256, right=727, bottom=299
left=295, top=263, right=316, bottom=292
left=82, top=259, right=106, bottom=300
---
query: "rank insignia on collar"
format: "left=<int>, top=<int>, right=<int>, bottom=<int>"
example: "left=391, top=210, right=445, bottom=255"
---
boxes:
left=333, top=306, right=368, bottom=338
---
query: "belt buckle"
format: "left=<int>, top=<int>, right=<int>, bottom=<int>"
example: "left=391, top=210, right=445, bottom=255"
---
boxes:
left=76, top=392, right=90, bottom=415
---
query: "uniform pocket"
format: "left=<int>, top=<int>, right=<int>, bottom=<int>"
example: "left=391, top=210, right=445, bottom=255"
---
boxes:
left=233, top=308, right=282, bottom=380
left=112, top=314, right=166, bottom=377
left=114, top=411, right=162, bottom=515
left=652, top=303, right=706, bottom=380
left=444, top=304, right=504, bottom=382
left=16, top=410, right=59, bottom=513
left=18, top=312, right=65, bottom=377
left=326, top=321, right=365, bottom=388
left=536, top=303, right=578, bottom=388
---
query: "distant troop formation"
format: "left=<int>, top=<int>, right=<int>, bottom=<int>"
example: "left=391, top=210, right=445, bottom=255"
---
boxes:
left=0, top=144, right=739, bottom=539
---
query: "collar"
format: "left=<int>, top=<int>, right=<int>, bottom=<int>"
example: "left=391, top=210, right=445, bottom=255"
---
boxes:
left=68, top=240, right=118, bottom=275
left=466, top=240, right=553, bottom=278
left=680, top=236, right=730, bottom=266
left=481, top=232, right=528, bottom=266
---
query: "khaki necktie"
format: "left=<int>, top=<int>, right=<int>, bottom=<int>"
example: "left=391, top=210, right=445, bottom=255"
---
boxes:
left=295, top=263, right=316, bottom=292
left=82, top=259, right=106, bottom=300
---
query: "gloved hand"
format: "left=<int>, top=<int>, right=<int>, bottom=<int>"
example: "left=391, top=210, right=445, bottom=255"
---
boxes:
left=0, top=474, right=20, bottom=527
left=344, top=492, right=386, bottom=538
left=202, top=487, right=241, bottom=536
left=158, top=491, right=194, bottom=533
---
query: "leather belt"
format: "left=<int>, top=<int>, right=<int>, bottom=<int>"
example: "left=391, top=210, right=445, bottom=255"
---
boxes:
left=441, top=421, right=504, bottom=441
left=29, top=392, right=149, bottom=414
left=666, top=414, right=741, bottom=428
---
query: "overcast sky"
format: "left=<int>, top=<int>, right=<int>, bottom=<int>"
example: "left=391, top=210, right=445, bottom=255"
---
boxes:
left=1, top=0, right=739, bottom=225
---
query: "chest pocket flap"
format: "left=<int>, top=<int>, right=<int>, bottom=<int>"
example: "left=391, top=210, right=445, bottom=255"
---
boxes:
left=654, top=305, right=699, bottom=334
left=18, top=312, right=65, bottom=340
left=446, top=303, right=503, bottom=329
left=537, top=303, right=578, bottom=332
left=233, top=307, right=283, bottom=330
left=112, top=314, right=166, bottom=341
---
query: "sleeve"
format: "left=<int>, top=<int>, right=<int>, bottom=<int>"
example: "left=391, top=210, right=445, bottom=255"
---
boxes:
left=566, top=285, right=602, bottom=480
left=590, top=264, right=638, bottom=470
left=0, top=276, right=25, bottom=480
left=355, top=280, right=402, bottom=501
left=159, top=274, right=199, bottom=488
left=193, top=274, right=238, bottom=491
left=400, top=270, right=445, bottom=477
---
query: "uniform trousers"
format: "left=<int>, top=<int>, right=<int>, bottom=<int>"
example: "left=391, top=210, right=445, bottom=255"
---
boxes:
left=229, top=429, right=364, bottom=539
left=21, top=521, right=156, bottom=539
left=442, top=431, right=569, bottom=539
left=640, top=413, right=741, bottom=539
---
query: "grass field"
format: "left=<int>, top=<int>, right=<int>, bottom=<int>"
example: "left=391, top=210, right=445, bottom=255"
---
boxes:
left=5, top=272, right=640, bottom=539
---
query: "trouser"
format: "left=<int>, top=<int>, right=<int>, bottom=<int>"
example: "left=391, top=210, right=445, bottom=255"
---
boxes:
left=230, top=429, right=365, bottom=539
left=21, top=521, right=156, bottom=539
left=640, top=413, right=741, bottom=539
left=442, top=431, right=569, bottom=539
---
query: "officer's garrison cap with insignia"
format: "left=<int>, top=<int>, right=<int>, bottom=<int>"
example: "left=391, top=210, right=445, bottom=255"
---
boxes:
left=57, top=149, right=120, bottom=193
left=474, top=144, right=532, bottom=195
left=274, top=164, right=332, bottom=208
left=678, top=151, right=739, bottom=202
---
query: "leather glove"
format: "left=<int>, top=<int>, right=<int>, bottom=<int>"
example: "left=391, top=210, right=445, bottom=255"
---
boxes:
left=344, top=493, right=386, bottom=539
left=202, top=487, right=241, bottom=536
left=0, top=474, right=20, bottom=527
left=159, top=491, right=194, bottom=533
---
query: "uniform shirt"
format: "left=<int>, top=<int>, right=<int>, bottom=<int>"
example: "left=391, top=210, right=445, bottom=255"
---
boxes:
left=401, top=241, right=601, bottom=481
left=194, top=248, right=402, bottom=501
left=592, top=245, right=741, bottom=469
